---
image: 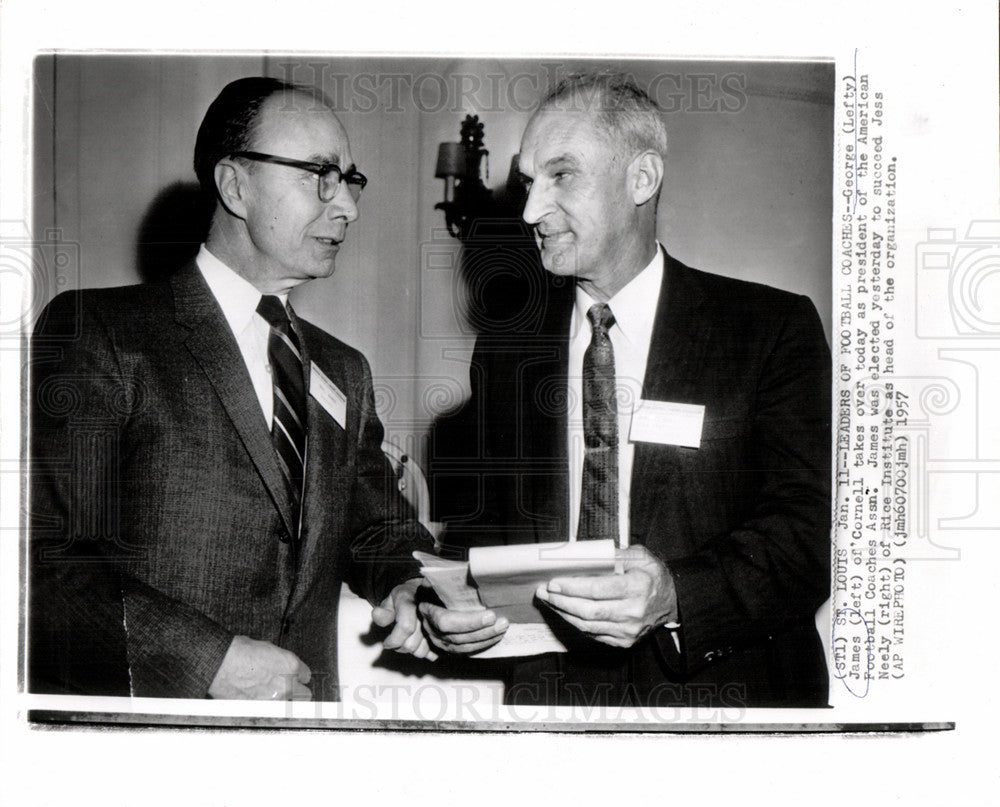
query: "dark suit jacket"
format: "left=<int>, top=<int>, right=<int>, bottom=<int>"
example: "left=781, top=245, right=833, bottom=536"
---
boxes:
left=29, top=262, right=432, bottom=700
left=447, top=249, right=831, bottom=707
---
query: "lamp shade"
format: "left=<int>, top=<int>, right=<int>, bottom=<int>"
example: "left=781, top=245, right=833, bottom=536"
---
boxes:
left=435, top=142, right=467, bottom=179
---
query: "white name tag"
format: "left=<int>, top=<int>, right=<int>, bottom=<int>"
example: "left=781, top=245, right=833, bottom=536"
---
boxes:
left=309, top=361, right=347, bottom=429
left=629, top=400, right=705, bottom=448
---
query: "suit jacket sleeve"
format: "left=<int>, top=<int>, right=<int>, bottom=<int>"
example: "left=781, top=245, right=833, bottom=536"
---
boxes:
left=29, top=292, right=233, bottom=697
left=340, top=351, right=433, bottom=604
left=657, top=294, right=831, bottom=675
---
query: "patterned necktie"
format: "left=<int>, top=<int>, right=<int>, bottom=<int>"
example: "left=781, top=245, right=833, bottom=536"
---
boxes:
left=578, top=303, right=620, bottom=546
left=256, top=295, right=307, bottom=529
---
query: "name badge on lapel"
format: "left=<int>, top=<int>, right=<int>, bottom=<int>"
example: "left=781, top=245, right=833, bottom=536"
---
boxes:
left=309, top=361, right=347, bottom=429
left=629, top=400, right=705, bottom=449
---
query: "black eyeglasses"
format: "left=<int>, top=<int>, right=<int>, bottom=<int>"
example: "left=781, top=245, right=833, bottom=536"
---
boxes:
left=230, top=151, right=368, bottom=202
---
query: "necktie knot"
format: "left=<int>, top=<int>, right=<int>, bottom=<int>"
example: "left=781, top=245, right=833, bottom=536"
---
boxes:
left=257, top=295, right=291, bottom=330
left=587, top=303, right=615, bottom=335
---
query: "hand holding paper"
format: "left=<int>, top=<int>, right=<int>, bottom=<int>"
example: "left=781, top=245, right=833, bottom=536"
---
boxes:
left=419, top=603, right=509, bottom=655
left=535, top=545, right=679, bottom=648
left=413, top=541, right=620, bottom=657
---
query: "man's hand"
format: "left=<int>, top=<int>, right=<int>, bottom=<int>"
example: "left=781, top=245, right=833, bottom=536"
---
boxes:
left=534, top=544, right=678, bottom=648
left=207, top=635, right=312, bottom=700
left=372, top=578, right=438, bottom=660
left=417, top=603, right=509, bottom=655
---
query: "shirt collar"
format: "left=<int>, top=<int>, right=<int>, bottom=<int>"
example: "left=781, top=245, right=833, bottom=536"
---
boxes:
left=196, top=244, right=289, bottom=331
left=573, top=244, right=664, bottom=345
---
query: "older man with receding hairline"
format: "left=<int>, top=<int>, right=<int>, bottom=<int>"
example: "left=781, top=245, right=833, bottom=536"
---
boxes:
left=423, top=72, right=831, bottom=708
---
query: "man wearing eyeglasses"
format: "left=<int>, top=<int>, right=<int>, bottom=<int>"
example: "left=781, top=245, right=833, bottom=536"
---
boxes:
left=29, top=77, right=435, bottom=701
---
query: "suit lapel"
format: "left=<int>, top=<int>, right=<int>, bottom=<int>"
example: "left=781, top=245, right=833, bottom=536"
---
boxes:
left=170, top=263, right=298, bottom=538
left=630, top=249, right=711, bottom=543
left=288, top=315, right=350, bottom=596
left=526, top=282, right=574, bottom=543
left=639, top=249, right=711, bottom=399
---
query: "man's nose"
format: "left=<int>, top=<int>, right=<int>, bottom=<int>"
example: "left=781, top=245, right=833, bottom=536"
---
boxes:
left=326, top=181, right=360, bottom=223
left=521, top=181, right=550, bottom=226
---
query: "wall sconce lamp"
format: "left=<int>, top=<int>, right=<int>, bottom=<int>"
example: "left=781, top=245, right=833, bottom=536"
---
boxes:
left=435, top=114, right=494, bottom=240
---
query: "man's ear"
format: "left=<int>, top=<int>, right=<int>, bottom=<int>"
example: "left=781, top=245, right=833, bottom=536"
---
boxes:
left=214, top=159, right=249, bottom=220
left=629, top=150, right=664, bottom=206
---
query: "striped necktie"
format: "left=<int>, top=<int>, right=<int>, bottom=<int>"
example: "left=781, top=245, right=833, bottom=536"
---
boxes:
left=577, top=303, right=620, bottom=546
left=256, top=295, right=307, bottom=530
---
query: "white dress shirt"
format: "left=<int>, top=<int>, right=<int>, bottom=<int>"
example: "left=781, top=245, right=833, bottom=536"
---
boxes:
left=567, top=246, right=664, bottom=547
left=196, top=244, right=288, bottom=426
